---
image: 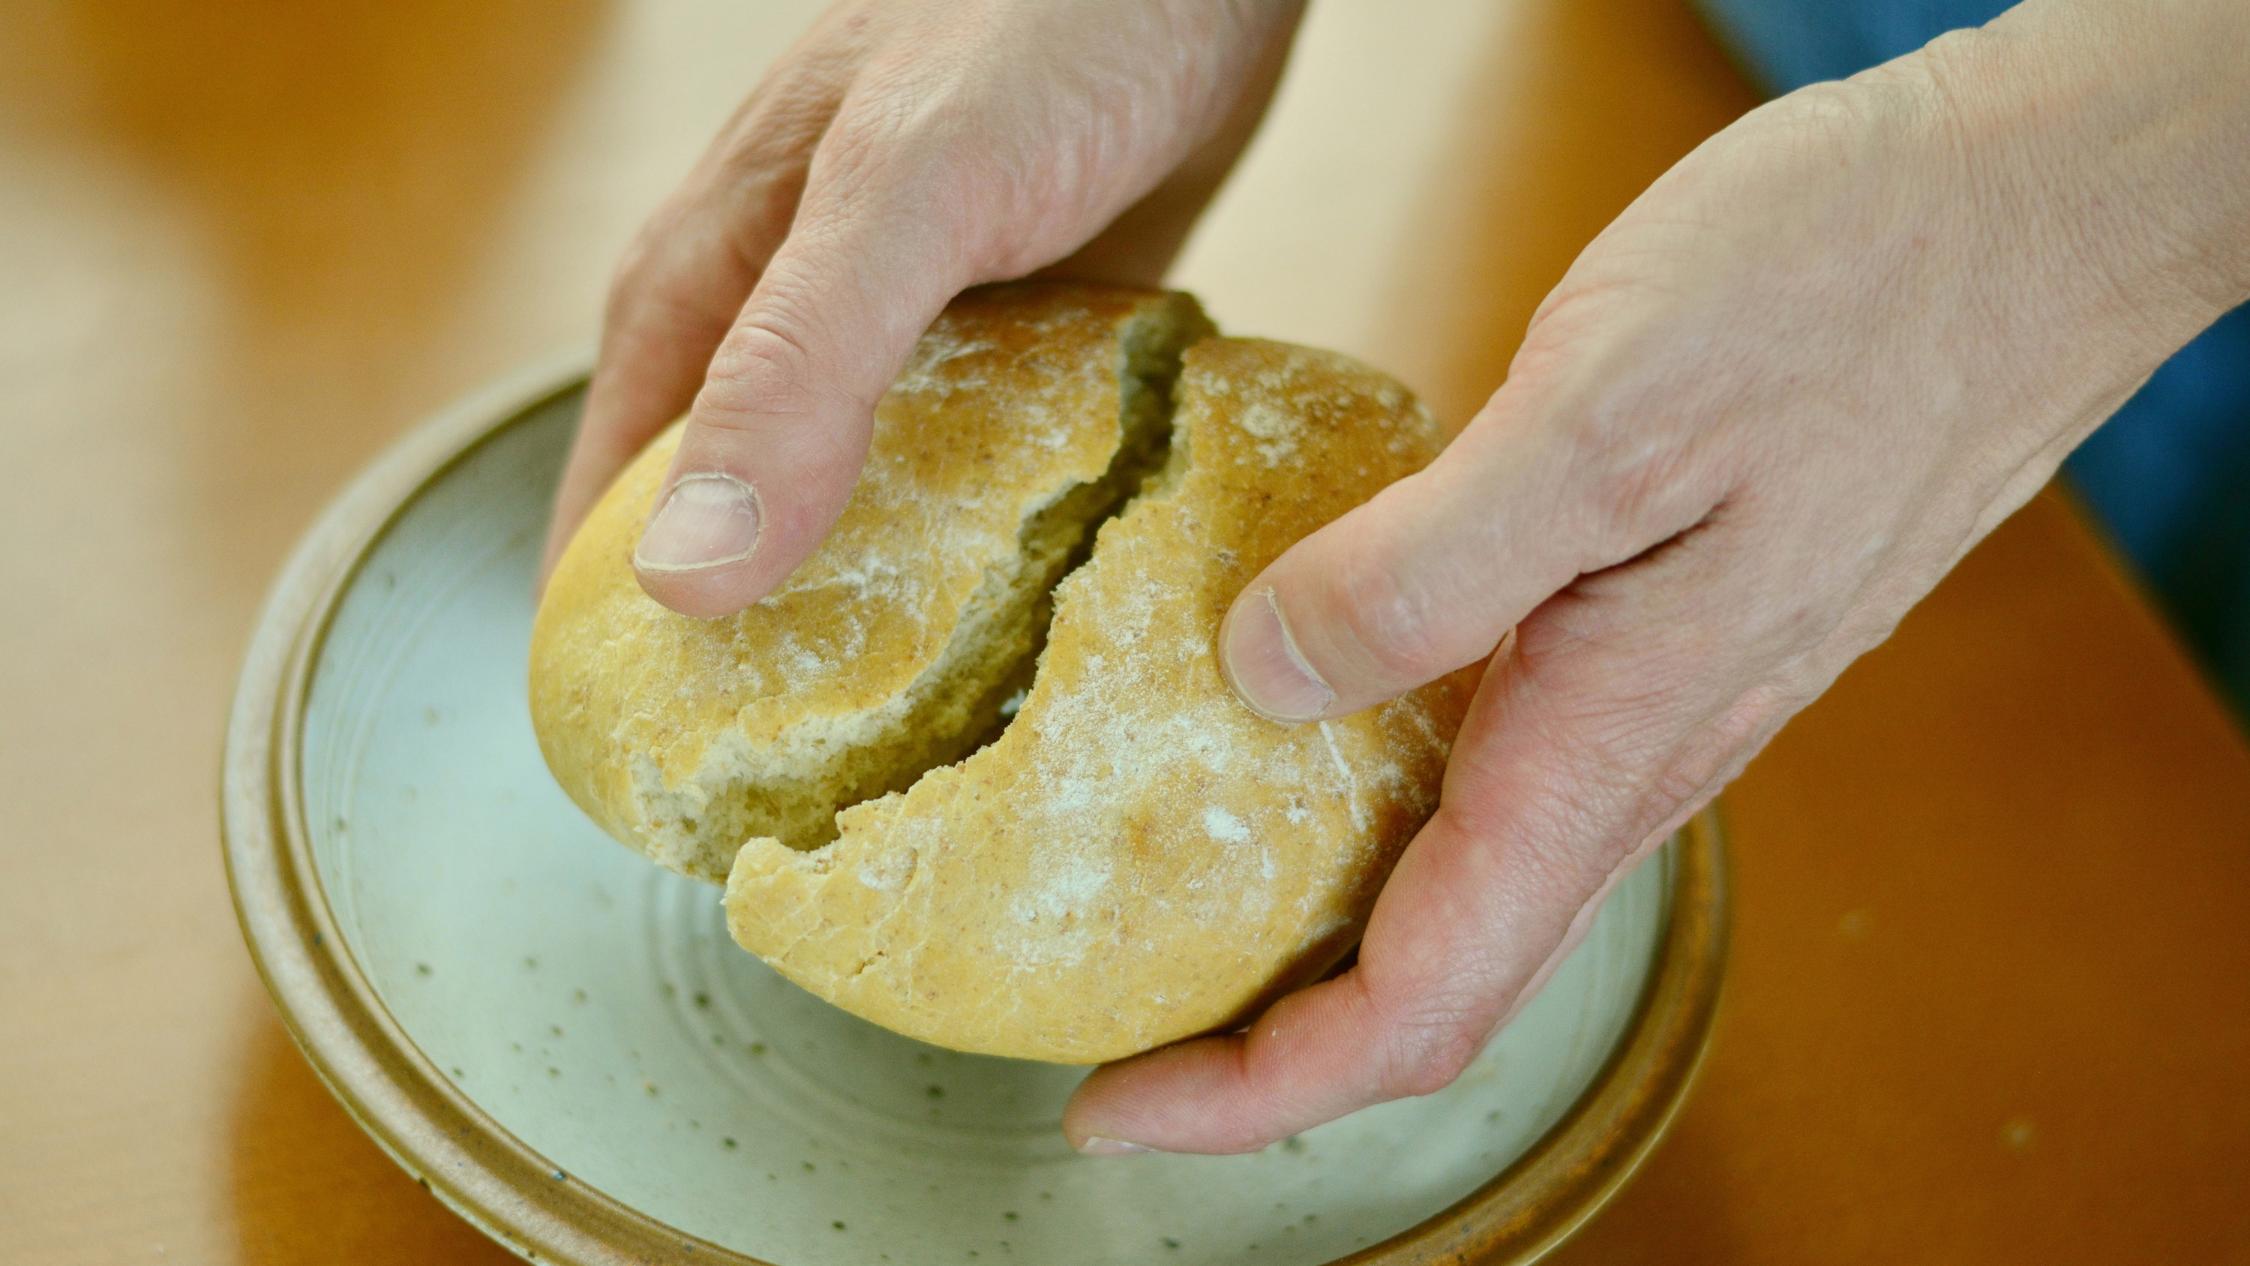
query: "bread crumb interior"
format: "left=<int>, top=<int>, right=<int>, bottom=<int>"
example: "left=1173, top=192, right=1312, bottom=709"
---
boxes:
left=651, top=300, right=1211, bottom=877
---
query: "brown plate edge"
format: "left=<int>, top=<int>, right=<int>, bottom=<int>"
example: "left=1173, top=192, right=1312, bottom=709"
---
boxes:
left=1337, top=813, right=1728, bottom=1266
left=221, top=352, right=760, bottom=1266
left=218, top=356, right=1729, bottom=1266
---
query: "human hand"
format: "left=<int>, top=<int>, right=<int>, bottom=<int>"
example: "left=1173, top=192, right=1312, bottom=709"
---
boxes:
left=1065, top=0, right=2250, bottom=1153
left=540, top=0, right=1304, bottom=617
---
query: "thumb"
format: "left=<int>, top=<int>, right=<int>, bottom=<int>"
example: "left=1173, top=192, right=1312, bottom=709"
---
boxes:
left=1218, top=400, right=1714, bottom=721
left=632, top=184, right=973, bottom=619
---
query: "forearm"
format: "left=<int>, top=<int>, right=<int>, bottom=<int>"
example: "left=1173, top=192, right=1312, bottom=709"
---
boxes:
left=1941, top=0, right=2250, bottom=336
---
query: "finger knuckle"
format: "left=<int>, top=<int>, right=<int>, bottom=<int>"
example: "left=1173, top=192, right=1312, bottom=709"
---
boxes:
left=822, top=49, right=978, bottom=189
left=702, top=317, right=825, bottom=423
left=819, top=86, right=1015, bottom=269
left=1374, top=1014, right=1484, bottom=1099
left=1562, top=414, right=1713, bottom=563
left=1517, top=280, right=1638, bottom=378
left=1325, top=546, right=1453, bottom=684
left=822, top=88, right=919, bottom=170
left=604, top=211, right=685, bottom=324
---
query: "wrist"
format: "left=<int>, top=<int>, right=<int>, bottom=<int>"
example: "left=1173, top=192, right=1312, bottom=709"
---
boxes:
left=1928, top=0, right=2250, bottom=325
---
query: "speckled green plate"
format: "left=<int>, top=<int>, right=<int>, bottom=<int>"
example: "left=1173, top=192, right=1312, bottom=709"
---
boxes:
left=222, top=358, right=1727, bottom=1266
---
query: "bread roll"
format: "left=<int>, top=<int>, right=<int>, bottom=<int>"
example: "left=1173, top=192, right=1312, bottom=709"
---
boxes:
left=533, top=282, right=1473, bottom=1063
left=534, top=285, right=1211, bottom=882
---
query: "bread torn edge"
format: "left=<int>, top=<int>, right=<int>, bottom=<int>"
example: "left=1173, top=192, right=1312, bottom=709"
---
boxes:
left=635, top=295, right=1215, bottom=883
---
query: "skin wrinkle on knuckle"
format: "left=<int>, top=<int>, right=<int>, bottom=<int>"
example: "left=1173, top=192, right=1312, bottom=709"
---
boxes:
left=1647, top=741, right=1731, bottom=813
left=1475, top=749, right=1635, bottom=895
left=1346, top=964, right=1485, bottom=1103
left=1519, top=272, right=1645, bottom=362
left=1776, top=77, right=1899, bottom=160
left=807, top=78, right=944, bottom=215
left=1519, top=625, right=1706, bottom=744
left=1319, top=533, right=1455, bottom=686
left=1492, top=649, right=1722, bottom=867
left=1374, top=1018, right=1484, bottom=1100
left=699, top=318, right=833, bottom=428
left=1220, top=1032, right=1321, bottom=1149
left=1547, top=376, right=1730, bottom=570
left=817, top=94, right=1027, bottom=280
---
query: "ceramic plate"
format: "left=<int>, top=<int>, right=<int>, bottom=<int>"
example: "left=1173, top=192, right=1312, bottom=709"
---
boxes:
left=223, top=360, right=1726, bottom=1266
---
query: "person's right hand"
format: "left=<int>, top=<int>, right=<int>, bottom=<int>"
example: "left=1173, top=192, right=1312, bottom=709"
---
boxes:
left=539, top=0, right=1305, bottom=618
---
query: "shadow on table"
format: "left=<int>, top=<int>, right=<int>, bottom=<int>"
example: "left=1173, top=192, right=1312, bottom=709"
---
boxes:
left=228, top=996, right=513, bottom=1265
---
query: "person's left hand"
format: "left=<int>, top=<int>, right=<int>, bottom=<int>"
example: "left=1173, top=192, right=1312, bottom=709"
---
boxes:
left=1061, top=0, right=2250, bottom=1154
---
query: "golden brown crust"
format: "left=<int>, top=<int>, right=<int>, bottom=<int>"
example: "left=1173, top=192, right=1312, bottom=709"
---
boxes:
left=531, top=284, right=1205, bottom=881
left=724, top=336, right=1475, bottom=1063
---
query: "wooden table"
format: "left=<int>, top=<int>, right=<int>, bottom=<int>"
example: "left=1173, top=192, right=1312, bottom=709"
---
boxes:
left=4, top=1, right=2245, bottom=1262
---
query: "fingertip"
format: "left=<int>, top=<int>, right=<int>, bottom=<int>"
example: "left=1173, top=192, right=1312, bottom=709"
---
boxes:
left=635, top=471, right=762, bottom=570
left=631, top=560, right=768, bottom=620
left=623, top=469, right=774, bottom=618
left=1062, top=974, right=1402, bottom=1155
left=1063, top=1037, right=1275, bottom=1156
left=1218, top=429, right=1590, bottom=723
left=1060, top=1052, right=1156, bottom=1154
left=1219, top=584, right=1336, bottom=723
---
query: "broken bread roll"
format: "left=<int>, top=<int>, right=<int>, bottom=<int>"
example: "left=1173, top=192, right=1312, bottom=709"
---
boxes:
left=532, top=282, right=1473, bottom=1063
left=534, top=285, right=1209, bottom=882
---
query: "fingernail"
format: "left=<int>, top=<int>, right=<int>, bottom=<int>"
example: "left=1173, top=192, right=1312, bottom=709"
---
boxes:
left=634, top=473, right=761, bottom=573
left=1076, top=1136, right=1155, bottom=1157
left=1220, top=586, right=1334, bottom=722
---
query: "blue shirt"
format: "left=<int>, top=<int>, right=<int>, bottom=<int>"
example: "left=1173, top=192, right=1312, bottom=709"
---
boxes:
left=1695, top=0, right=2250, bottom=715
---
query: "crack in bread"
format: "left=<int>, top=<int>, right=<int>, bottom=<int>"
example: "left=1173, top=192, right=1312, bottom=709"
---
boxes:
left=532, top=284, right=1211, bottom=883
left=720, top=337, right=1477, bottom=1063
left=534, top=283, right=1476, bottom=1062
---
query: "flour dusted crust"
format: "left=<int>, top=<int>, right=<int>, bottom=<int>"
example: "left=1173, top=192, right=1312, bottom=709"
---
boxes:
left=722, top=337, right=1475, bottom=1063
left=532, top=284, right=1210, bottom=883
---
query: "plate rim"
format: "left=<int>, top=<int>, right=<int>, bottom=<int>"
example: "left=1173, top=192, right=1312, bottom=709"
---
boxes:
left=219, top=357, right=1730, bottom=1266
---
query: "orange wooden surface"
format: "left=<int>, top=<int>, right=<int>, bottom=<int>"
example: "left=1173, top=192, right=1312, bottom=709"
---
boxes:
left=2, top=2, right=2245, bottom=1263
